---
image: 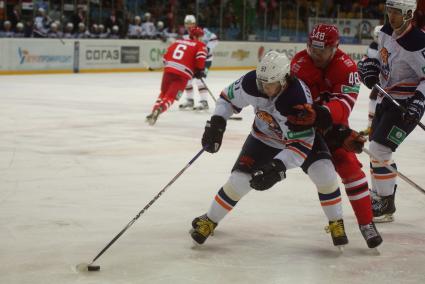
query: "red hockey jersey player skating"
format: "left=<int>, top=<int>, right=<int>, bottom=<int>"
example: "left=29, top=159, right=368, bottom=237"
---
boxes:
left=146, top=26, right=207, bottom=125
left=289, top=24, right=382, bottom=249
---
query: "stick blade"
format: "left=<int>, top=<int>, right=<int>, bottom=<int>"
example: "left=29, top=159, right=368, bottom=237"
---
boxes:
left=76, top=262, right=100, bottom=272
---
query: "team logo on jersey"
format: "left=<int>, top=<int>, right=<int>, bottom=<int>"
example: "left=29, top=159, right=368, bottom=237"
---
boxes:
left=256, top=110, right=283, bottom=138
left=379, top=47, right=390, bottom=80
left=387, top=126, right=406, bottom=145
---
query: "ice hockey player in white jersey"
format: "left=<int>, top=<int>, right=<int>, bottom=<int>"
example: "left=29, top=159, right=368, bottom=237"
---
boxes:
left=189, top=51, right=373, bottom=248
left=358, top=0, right=425, bottom=222
left=179, top=14, right=219, bottom=111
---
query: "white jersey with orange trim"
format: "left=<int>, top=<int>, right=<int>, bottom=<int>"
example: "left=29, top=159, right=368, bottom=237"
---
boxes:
left=374, top=23, right=425, bottom=101
left=213, top=70, right=315, bottom=170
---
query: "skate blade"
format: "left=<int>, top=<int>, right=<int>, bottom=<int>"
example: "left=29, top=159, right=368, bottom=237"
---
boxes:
left=368, top=247, right=381, bottom=255
left=373, top=214, right=394, bottom=223
left=189, top=228, right=204, bottom=247
left=335, top=245, right=345, bottom=253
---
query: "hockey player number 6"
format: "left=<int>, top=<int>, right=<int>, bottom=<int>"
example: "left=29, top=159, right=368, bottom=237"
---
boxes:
left=172, top=44, right=187, bottom=60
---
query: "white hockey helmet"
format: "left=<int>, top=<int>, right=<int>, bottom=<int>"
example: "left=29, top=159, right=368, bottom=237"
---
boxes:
left=184, top=15, right=196, bottom=25
left=16, top=22, right=24, bottom=30
left=386, top=0, right=416, bottom=17
left=157, top=21, right=164, bottom=29
left=256, top=51, right=290, bottom=93
left=372, top=25, right=383, bottom=41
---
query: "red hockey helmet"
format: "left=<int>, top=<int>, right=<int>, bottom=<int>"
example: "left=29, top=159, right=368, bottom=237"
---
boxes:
left=189, top=26, right=204, bottom=39
left=308, top=24, right=340, bottom=49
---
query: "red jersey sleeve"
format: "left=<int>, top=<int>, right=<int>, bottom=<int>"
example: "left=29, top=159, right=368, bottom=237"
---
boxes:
left=323, top=50, right=361, bottom=125
left=195, top=42, right=207, bottom=71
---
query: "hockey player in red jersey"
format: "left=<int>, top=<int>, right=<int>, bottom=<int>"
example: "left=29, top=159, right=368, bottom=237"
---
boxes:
left=289, top=24, right=382, bottom=248
left=146, top=26, right=207, bottom=125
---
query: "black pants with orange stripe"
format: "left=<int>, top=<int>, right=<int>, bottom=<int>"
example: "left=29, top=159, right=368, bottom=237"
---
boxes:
left=231, top=134, right=331, bottom=174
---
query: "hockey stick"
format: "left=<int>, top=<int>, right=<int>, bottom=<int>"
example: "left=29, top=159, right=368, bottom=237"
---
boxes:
left=362, top=147, right=425, bottom=195
left=374, top=84, right=425, bottom=131
left=141, top=59, right=156, bottom=71
left=77, top=148, right=205, bottom=272
left=200, top=78, right=243, bottom=121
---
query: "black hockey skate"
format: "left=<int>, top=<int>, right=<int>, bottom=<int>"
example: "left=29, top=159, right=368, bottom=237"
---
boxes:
left=190, top=214, right=217, bottom=245
left=179, top=98, right=194, bottom=110
left=372, top=187, right=396, bottom=223
left=194, top=100, right=209, bottom=111
left=145, top=109, right=161, bottom=125
left=325, top=219, right=349, bottom=247
left=359, top=222, right=383, bottom=248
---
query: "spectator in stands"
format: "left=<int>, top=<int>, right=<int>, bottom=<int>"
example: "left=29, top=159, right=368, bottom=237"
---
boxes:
left=141, top=12, right=157, bottom=39
left=0, top=21, right=14, bottom=37
left=128, top=15, right=143, bottom=39
left=110, top=25, right=120, bottom=39
left=33, top=8, right=51, bottom=37
left=90, top=24, right=100, bottom=38
left=14, top=22, right=25, bottom=38
left=75, top=22, right=88, bottom=38
left=63, top=23, right=74, bottom=38
left=98, top=24, right=109, bottom=38
left=47, top=22, right=62, bottom=38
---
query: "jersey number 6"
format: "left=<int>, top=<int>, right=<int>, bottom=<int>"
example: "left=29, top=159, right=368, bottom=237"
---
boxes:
left=172, top=44, right=187, bottom=60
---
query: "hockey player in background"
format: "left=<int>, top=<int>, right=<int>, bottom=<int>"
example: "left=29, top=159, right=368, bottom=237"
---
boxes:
left=357, top=0, right=425, bottom=222
left=190, top=51, right=369, bottom=248
left=179, top=15, right=219, bottom=111
left=289, top=24, right=382, bottom=248
left=145, top=27, right=207, bottom=125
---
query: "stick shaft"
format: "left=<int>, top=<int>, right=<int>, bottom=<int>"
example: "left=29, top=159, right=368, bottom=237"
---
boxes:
left=90, top=148, right=205, bottom=263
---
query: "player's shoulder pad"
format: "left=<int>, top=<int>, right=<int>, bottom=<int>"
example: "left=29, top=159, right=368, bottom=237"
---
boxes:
left=397, top=26, right=425, bottom=51
left=381, top=23, right=393, bottom=36
left=333, top=49, right=357, bottom=71
left=241, top=70, right=268, bottom=98
left=275, top=78, right=311, bottom=116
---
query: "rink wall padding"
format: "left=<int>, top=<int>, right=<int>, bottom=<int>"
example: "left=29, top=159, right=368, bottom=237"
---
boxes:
left=0, top=38, right=368, bottom=75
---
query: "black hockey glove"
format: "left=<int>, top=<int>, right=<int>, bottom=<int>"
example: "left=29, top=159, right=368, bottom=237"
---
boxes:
left=286, top=104, right=333, bottom=133
left=202, top=115, right=227, bottom=153
left=194, top=69, right=206, bottom=79
left=357, top=58, right=380, bottom=89
left=404, top=91, right=425, bottom=127
left=326, top=125, right=366, bottom=153
left=250, top=159, right=286, bottom=191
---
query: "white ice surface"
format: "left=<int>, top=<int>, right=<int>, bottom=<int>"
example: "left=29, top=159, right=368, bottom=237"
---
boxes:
left=1, top=71, right=425, bottom=284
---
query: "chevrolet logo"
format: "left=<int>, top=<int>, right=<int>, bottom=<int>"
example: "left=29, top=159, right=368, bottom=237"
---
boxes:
left=231, top=49, right=249, bottom=61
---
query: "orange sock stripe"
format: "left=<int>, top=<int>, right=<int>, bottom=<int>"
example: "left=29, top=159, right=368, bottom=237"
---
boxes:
left=215, top=195, right=232, bottom=211
left=372, top=173, right=397, bottom=180
left=321, top=197, right=342, bottom=206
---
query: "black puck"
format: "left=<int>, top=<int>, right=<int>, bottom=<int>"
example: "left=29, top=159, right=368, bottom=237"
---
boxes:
left=88, top=265, right=100, bottom=272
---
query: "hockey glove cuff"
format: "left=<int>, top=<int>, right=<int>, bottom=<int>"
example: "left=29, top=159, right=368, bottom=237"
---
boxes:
left=202, top=115, right=227, bottom=153
left=250, top=159, right=286, bottom=191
